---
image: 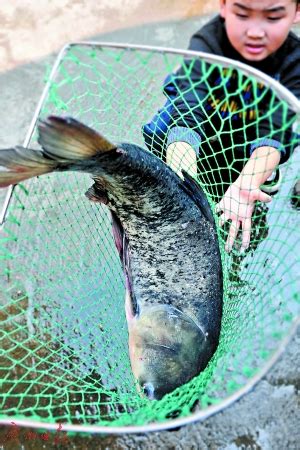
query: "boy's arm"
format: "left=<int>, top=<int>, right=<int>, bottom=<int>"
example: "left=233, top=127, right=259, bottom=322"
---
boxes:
left=166, top=143, right=280, bottom=252
left=216, top=146, right=280, bottom=252
left=251, top=56, right=300, bottom=164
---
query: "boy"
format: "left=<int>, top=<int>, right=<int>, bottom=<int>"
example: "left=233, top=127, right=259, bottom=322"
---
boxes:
left=143, top=0, right=300, bottom=252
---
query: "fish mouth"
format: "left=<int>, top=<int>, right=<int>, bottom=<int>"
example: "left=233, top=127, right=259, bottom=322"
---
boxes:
left=129, top=304, right=214, bottom=400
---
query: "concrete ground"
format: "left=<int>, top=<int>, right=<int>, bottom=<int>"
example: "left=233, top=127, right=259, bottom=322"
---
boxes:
left=0, top=0, right=218, bottom=73
left=0, top=5, right=299, bottom=450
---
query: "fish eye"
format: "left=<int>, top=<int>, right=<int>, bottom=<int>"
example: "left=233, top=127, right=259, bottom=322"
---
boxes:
left=142, top=382, right=155, bottom=399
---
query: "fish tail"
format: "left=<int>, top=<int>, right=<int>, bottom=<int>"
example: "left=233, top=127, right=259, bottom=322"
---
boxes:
left=0, top=116, right=116, bottom=188
left=0, top=146, right=54, bottom=187
left=37, top=116, right=115, bottom=162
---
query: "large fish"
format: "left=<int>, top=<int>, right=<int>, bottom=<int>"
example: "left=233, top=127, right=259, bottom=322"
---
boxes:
left=0, top=116, right=223, bottom=400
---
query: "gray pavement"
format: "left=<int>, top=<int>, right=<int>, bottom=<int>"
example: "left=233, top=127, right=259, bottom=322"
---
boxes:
left=0, top=15, right=299, bottom=450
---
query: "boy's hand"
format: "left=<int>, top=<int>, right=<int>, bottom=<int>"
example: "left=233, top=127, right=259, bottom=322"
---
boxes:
left=216, top=181, right=272, bottom=253
left=216, top=145, right=280, bottom=253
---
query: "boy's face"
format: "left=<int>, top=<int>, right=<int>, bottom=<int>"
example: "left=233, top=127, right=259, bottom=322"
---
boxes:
left=219, top=0, right=300, bottom=61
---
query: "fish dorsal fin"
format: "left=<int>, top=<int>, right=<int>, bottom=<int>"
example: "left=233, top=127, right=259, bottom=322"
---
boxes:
left=181, top=170, right=214, bottom=224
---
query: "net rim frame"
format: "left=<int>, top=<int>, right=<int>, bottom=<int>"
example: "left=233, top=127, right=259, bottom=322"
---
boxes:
left=1, top=42, right=300, bottom=225
left=0, top=317, right=298, bottom=434
left=0, top=41, right=299, bottom=434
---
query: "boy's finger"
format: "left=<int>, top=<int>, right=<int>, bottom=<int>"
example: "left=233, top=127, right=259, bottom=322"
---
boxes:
left=241, top=218, right=252, bottom=251
left=225, top=220, right=240, bottom=252
left=257, top=190, right=272, bottom=203
left=219, top=213, right=226, bottom=227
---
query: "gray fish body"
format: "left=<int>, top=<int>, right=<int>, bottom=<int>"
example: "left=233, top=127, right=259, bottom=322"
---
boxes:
left=82, top=143, right=223, bottom=397
left=0, top=117, right=223, bottom=399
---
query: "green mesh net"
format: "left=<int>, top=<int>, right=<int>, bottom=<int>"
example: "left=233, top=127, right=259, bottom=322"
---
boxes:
left=0, top=43, right=299, bottom=432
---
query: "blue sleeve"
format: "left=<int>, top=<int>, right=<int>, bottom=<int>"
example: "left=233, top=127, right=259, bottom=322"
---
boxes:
left=250, top=138, right=285, bottom=158
left=142, top=58, right=209, bottom=154
left=166, top=126, right=202, bottom=156
left=142, top=74, right=178, bottom=154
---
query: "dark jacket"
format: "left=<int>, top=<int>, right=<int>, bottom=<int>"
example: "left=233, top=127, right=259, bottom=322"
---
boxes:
left=143, top=15, right=300, bottom=168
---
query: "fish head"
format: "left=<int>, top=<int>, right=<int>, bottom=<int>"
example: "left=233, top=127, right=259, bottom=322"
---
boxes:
left=128, top=304, right=209, bottom=400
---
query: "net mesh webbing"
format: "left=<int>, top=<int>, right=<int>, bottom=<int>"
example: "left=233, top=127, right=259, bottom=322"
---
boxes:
left=0, top=44, right=299, bottom=431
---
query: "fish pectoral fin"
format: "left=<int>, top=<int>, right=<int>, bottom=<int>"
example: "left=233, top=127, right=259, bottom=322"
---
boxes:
left=85, top=181, right=108, bottom=204
left=181, top=170, right=214, bottom=225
